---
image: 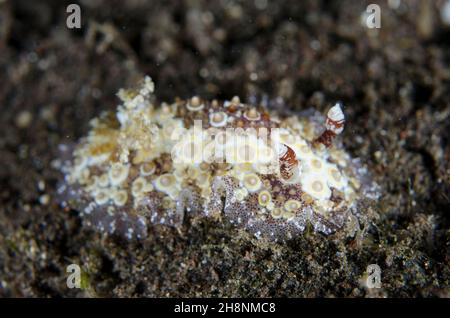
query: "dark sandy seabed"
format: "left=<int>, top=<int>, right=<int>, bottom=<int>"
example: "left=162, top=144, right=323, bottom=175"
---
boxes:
left=0, top=0, right=448, bottom=297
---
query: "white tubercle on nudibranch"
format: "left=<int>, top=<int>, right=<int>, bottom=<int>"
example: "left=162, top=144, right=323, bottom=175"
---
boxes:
left=57, top=76, right=379, bottom=241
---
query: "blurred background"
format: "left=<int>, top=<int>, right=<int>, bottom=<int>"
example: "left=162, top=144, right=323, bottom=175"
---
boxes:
left=0, top=0, right=448, bottom=297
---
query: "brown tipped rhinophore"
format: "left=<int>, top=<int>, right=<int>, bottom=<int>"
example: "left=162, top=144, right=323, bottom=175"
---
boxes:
left=314, top=103, right=345, bottom=148
left=59, top=77, right=378, bottom=241
left=278, top=143, right=299, bottom=181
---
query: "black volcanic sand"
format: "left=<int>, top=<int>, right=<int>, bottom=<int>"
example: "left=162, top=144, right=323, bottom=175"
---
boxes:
left=0, top=0, right=448, bottom=297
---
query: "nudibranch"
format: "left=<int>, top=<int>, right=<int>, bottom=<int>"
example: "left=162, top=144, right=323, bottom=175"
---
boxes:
left=58, top=76, right=379, bottom=241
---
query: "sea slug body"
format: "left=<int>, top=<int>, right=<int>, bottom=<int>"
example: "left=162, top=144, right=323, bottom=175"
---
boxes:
left=58, top=76, right=380, bottom=241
